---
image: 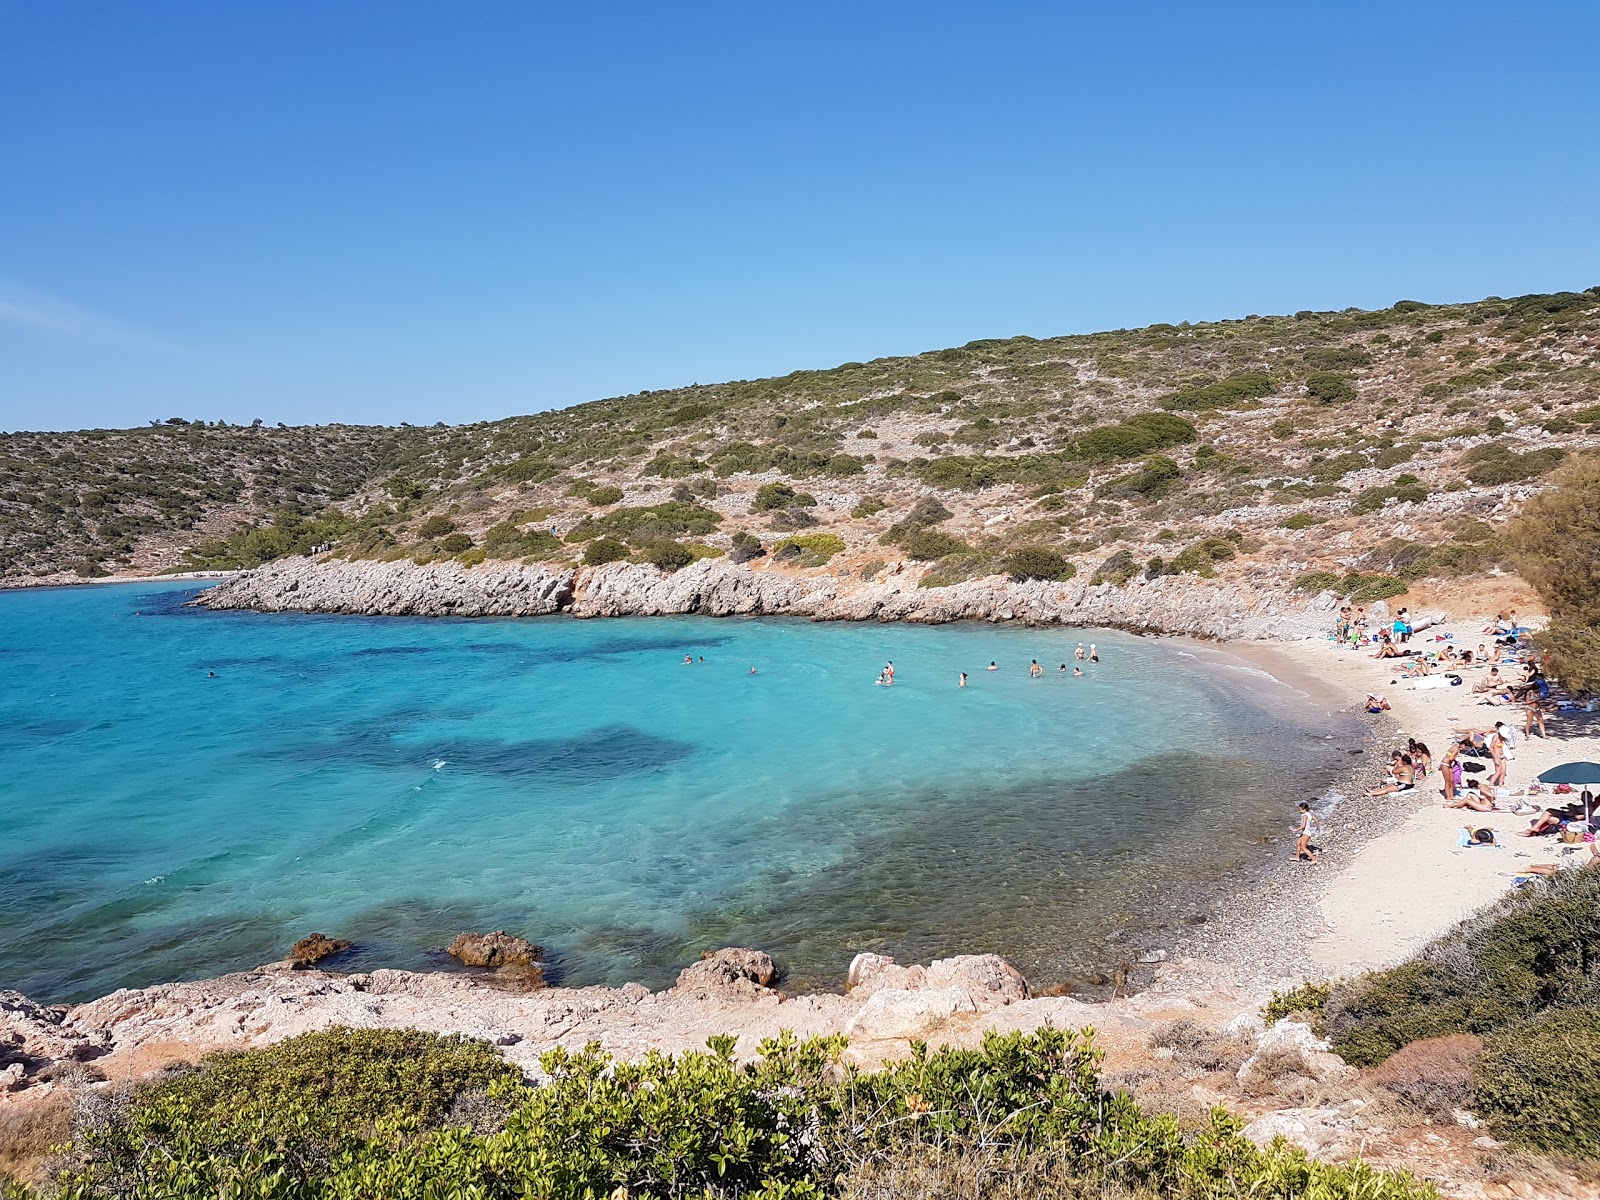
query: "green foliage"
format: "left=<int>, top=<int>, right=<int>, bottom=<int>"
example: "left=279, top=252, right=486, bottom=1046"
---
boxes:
left=1509, top=455, right=1600, bottom=690
left=565, top=502, right=722, bottom=545
left=1073, top=413, right=1197, bottom=462
left=1262, top=982, right=1332, bottom=1025
left=1291, top=570, right=1407, bottom=602
left=1357, top=537, right=1498, bottom=581
left=1463, top=443, right=1566, bottom=486
left=1476, top=1007, right=1600, bottom=1157
left=1350, top=477, right=1428, bottom=514
left=1099, top=455, right=1182, bottom=501
left=772, top=532, right=845, bottom=567
left=1170, top=536, right=1236, bottom=577
left=1091, top=549, right=1138, bottom=586
left=639, top=540, right=695, bottom=571
left=180, top=508, right=365, bottom=570
left=586, top=485, right=625, bottom=506
left=1321, top=867, right=1600, bottom=1067
left=850, top=496, right=887, bottom=519
left=438, top=533, right=473, bottom=554
left=1001, top=546, right=1075, bottom=582
left=892, top=528, right=972, bottom=560
left=1159, top=371, right=1274, bottom=411
left=645, top=452, right=708, bottom=477
left=1281, top=512, right=1320, bottom=530
left=417, top=514, right=456, bottom=539
left=729, top=530, right=766, bottom=563
left=1304, top=347, right=1371, bottom=371
left=582, top=537, right=629, bottom=565
left=34, top=1026, right=1439, bottom=1200
left=1306, top=371, right=1357, bottom=404
left=753, top=482, right=817, bottom=512
left=482, top=521, right=563, bottom=561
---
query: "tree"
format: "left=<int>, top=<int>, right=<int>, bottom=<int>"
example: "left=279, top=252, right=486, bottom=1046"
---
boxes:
left=1509, top=455, right=1600, bottom=691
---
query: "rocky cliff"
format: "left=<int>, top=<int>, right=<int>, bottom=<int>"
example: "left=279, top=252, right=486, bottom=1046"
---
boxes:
left=192, top=554, right=1338, bottom=639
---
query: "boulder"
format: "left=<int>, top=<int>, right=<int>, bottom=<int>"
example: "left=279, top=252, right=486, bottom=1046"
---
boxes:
left=845, top=987, right=977, bottom=1040
left=1237, top=1019, right=1356, bottom=1090
left=845, top=953, right=1028, bottom=1008
left=674, top=948, right=778, bottom=997
left=447, top=931, right=541, bottom=969
left=288, top=933, right=352, bottom=966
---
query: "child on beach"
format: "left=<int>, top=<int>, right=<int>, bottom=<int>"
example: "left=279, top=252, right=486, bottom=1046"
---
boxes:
left=1296, top=801, right=1321, bottom=863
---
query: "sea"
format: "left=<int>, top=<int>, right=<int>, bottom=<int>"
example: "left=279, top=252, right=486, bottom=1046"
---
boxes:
left=0, top=580, right=1360, bottom=1003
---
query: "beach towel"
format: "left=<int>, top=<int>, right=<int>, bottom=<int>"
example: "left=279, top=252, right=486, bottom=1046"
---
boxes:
left=1457, top=830, right=1502, bottom=848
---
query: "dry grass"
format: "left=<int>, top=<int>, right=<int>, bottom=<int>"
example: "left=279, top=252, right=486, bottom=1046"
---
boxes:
left=0, top=1091, right=73, bottom=1186
left=1366, top=1033, right=1481, bottom=1119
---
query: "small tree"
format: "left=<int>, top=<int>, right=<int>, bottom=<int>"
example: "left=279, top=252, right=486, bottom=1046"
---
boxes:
left=1509, top=455, right=1600, bottom=691
left=1002, top=546, right=1074, bottom=582
left=583, top=537, right=629, bottom=566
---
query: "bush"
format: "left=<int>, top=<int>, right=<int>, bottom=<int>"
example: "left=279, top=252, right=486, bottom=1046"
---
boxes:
left=583, top=537, right=629, bottom=565
left=1159, top=371, right=1274, bottom=411
left=1002, top=546, right=1074, bottom=582
left=1074, top=413, right=1196, bottom=463
left=729, top=530, right=766, bottom=563
left=753, top=482, right=817, bottom=512
left=772, top=532, right=844, bottom=568
left=1510, top=456, right=1600, bottom=690
left=1170, top=536, right=1237, bottom=577
left=565, top=502, right=722, bottom=545
left=417, top=515, right=456, bottom=539
left=1476, top=1008, right=1600, bottom=1156
left=1262, top=982, right=1331, bottom=1025
left=851, top=496, right=887, bottom=519
left=893, top=528, right=972, bottom=560
left=1091, top=549, right=1138, bottom=586
left=1281, top=512, right=1319, bottom=530
left=439, top=533, right=473, bottom=554
left=37, top=1026, right=1439, bottom=1200
left=586, top=485, right=624, bottom=506
left=1369, top=1034, right=1481, bottom=1118
left=1099, top=455, right=1181, bottom=500
left=1465, top=444, right=1566, bottom=486
left=1350, top=480, right=1428, bottom=515
left=1306, top=371, right=1357, bottom=403
left=640, top=540, right=694, bottom=571
left=1305, top=347, right=1372, bottom=371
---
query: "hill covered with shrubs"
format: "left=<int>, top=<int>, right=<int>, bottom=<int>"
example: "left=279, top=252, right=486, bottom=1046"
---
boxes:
left=5, top=287, right=1600, bottom=617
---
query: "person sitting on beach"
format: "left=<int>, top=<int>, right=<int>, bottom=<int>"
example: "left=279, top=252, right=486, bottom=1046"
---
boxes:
left=1367, top=753, right=1416, bottom=796
left=1473, top=667, right=1504, bottom=694
left=1408, top=738, right=1432, bottom=778
left=1446, top=779, right=1499, bottom=812
left=1518, top=809, right=1564, bottom=837
left=1364, top=693, right=1391, bottom=713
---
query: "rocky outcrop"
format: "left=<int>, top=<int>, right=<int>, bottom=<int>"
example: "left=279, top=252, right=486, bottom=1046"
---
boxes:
left=447, top=931, right=541, bottom=968
left=1, top=990, right=110, bottom=1090
left=288, top=933, right=352, bottom=966
left=674, top=948, right=779, bottom=998
left=842, top=954, right=1031, bottom=1040
left=193, top=556, right=575, bottom=617
left=192, top=555, right=1341, bottom=641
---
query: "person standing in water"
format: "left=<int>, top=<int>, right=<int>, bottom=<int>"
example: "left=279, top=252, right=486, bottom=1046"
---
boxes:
left=987, top=661, right=998, bottom=671
left=884, top=660, right=895, bottom=684
left=1089, top=644, right=1099, bottom=663
left=1074, top=643, right=1086, bottom=661
left=1029, top=660, right=1042, bottom=677
left=959, top=672, right=967, bottom=687
left=1295, top=801, right=1321, bottom=863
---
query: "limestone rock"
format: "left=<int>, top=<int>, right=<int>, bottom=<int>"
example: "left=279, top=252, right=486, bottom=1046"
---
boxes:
left=675, top=948, right=778, bottom=997
left=1237, top=1019, right=1356, bottom=1089
left=845, top=953, right=1028, bottom=1008
left=448, top=931, right=541, bottom=969
left=289, top=933, right=352, bottom=966
left=845, top=986, right=977, bottom=1040
left=193, top=557, right=576, bottom=618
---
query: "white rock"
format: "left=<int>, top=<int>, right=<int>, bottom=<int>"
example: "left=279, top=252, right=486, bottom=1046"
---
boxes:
left=845, top=987, right=977, bottom=1040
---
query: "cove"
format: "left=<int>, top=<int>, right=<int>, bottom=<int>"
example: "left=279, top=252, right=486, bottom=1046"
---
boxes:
left=0, top=581, right=1355, bottom=1002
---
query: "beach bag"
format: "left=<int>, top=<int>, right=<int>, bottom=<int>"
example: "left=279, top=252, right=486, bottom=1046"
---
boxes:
left=1561, top=825, right=1583, bottom=844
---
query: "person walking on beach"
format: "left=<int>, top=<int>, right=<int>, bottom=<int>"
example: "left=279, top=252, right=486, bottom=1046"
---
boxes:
left=1295, top=801, right=1321, bottom=863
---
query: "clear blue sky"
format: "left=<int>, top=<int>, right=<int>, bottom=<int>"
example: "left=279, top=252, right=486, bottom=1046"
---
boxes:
left=3, top=2, right=1597, bottom=432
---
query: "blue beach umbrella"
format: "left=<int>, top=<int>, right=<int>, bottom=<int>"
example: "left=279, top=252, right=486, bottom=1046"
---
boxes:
left=1536, top=762, right=1600, bottom=786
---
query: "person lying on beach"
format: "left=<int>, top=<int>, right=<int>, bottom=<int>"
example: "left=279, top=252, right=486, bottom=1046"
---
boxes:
left=1517, top=809, right=1564, bottom=836
left=1397, top=656, right=1432, bottom=678
left=1364, top=693, right=1391, bottom=713
left=1445, top=780, right=1500, bottom=812
left=1463, top=825, right=1500, bottom=847
left=1523, top=843, right=1600, bottom=875
left=1367, top=753, right=1416, bottom=796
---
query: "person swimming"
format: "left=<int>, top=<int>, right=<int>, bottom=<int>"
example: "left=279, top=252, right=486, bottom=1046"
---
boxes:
left=1029, top=660, right=1042, bottom=677
left=1074, top=643, right=1086, bottom=661
left=959, top=672, right=967, bottom=687
left=987, top=661, right=997, bottom=671
left=1089, top=644, right=1099, bottom=663
left=682, top=654, right=693, bottom=664
left=1073, top=666, right=1082, bottom=677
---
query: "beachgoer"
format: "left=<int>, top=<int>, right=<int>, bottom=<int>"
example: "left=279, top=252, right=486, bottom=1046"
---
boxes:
left=1074, top=643, right=1085, bottom=661
left=1296, top=801, right=1320, bottom=863
left=1089, top=644, right=1099, bottom=662
left=749, top=666, right=758, bottom=675
left=959, top=672, right=967, bottom=687
left=1367, top=753, right=1416, bottom=796
left=1408, top=738, right=1433, bottom=778
left=1524, top=696, right=1549, bottom=739
left=1517, top=809, right=1563, bottom=836
left=207, top=671, right=216, bottom=678
left=987, top=661, right=998, bottom=671
left=1073, top=666, right=1083, bottom=677
left=1364, top=693, right=1390, bottom=713
left=1029, top=660, right=1042, bottom=678
left=683, top=654, right=693, bottom=665
left=698, top=656, right=704, bottom=663
left=1445, top=780, right=1496, bottom=812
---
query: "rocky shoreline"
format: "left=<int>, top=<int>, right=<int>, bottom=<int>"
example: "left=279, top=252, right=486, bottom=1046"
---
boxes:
left=191, top=555, right=1339, bottom=640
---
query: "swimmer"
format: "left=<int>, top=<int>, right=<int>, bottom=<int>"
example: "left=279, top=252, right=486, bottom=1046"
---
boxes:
left=1074, top=643, right=1086, bottom=661
left=698, top=655, right=705, bottom=663
left=884, top=660, right=895, bottom=683
left=749, top=666, right=758, bottom=675
left=959, top=672, right=967, bottom=687
left=1029, top=660, right=1042, bottom=678
left=207, top=671, right=216, bottom=678
left=1058, top=663, right=1068, bottom=672
left=1089, top=644, right=1099, bottom=663
left=1073, top=666, right=1082, bottom=677
left=683, top=654, right=693, bottom=664
left=987, top=661, right=998, bottom=671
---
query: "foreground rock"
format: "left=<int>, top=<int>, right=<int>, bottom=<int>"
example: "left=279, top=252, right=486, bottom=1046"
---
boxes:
left=447, top=931, right=542, bottom=968
left=195, top=555, right=1342, bottom=640
left=288, top=933, right=352, bottom=966
left=674, top=948, right=779, bottom=998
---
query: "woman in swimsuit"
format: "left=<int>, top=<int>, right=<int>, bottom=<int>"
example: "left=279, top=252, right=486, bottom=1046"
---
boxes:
left=1296, top=801, right=1320, bottom=863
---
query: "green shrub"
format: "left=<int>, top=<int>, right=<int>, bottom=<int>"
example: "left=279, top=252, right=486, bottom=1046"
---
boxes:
left=1074, top=413, right=1196, bottom=462
left=1002, top=546, right=1074, bottom=582
left=1304, top=347, right=1371, bottom=371
left=1263, top=982, right=1332, bottom=1025
left=1159, top=371, right=1274, bottom=411
left=1306, top=371, right=1357, bottom=403
left=1099, top=455, right=1181, bottom=500
left=1170, top=536, right=1237, bottom=577
left=437, top=532, right=472, bottom=554
left=851, top=496, right=887, bottom=519
left=753, top=482, right=817, bottom=512
left=1350, top=480, right=1428, bottom=515
left=1464, top=444, right=1565, bottom=486
left=583, top=537, right=629, bottom=565
left=1291, top=570, right=1405, bottom=602
left=1091, top=549, right=1138, bottom=586
left=645, top=452, right=707, bottom=477
left=1476, top=1007, right=1600, bottom=1156
left=772, top=532, right=844, bottom=567
left=893, top=528, right=972, bottom=560
left=417, top=515, right=456, bottom=539
left=586, top=485, right=624, bottom=506
left=1281, top=512, right=1319, bottom=530
left=566, top=502, right=722, bottom=544
left=825, top=454, right=865, bottom=476
left=639, top=540, right=695, bottom=571
left=482, top=522, right=562, bottom=561
left=729, top=530, right=766, bottom=563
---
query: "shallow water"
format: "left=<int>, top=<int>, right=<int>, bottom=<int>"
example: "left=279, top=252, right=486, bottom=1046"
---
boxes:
left=0, top=581, right=1356, bottom=1002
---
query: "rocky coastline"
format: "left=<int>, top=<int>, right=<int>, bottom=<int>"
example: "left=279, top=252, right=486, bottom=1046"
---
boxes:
left=191, top=555, right=1339, bottom=640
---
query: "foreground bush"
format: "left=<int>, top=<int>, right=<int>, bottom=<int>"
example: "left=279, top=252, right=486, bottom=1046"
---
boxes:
left=1476, top=1007, right=1600, bottom=1156
left=33, top=1026, right=1437, bottom=1199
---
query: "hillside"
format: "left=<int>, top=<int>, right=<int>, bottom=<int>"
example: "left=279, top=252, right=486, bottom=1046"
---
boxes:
left=6, top=287, right=1600, bottom=594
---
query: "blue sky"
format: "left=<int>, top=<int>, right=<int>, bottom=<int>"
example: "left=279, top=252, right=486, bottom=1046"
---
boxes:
left=2, top=2, right=1597, bottom=432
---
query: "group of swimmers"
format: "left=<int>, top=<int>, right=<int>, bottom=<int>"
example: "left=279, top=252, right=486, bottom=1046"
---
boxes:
left=876, top=643, right=1102, bottom=687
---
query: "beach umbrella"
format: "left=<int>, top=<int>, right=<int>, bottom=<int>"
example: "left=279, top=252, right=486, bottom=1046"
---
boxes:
left=1536, top=762, right=1600, bottom=786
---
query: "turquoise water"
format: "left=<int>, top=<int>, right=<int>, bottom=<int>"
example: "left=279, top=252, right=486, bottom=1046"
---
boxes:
left=0, top=582, right=1354, bottom=1003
